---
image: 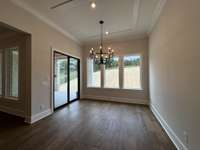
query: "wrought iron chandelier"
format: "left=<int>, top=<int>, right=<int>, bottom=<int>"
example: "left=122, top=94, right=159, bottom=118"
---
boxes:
left=89, top=20, right=114, bottom=65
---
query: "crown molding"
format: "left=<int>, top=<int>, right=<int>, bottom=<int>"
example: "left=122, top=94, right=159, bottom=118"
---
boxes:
left=82, top=33, right=148, bottom=46
left=10, top=0, right=81, bottom=45
left=132, top=0, right=141, bottom=29
left=148, top=0, right=167, bottom=34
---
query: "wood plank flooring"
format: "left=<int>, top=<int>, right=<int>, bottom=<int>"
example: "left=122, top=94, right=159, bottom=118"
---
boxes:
left=0, top=100, right=176, bottom=150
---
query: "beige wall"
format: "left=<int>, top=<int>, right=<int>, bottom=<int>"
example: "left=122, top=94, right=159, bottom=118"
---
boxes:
left=149, top=0, right=200, bottom=149
left=0, top=0, right=82, bottom=118
left=82, top=38, right=149, bottom=104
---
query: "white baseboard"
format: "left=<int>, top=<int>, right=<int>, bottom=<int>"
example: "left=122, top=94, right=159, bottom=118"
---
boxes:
left=25, top=109, right=52, bottom=124
left=0, top=105, right=25, bottom=118
left=150, top=104, right=188, bottom=150
left=82, top=95, right=149, bottom=105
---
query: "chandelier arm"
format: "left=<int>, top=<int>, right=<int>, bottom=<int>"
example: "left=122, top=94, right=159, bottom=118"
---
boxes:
left=95, top=52, right=108, bottom=54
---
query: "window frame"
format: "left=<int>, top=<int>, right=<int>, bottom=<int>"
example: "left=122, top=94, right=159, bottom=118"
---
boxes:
left=122, top=54, right=143, bottom=91
left=86, top=58, right=101, bottom=88
left=86, top=53, right=144, bottom=91
left=103, top=56, right=120, bottom=89
left=0, top=47, right=20, bottom=101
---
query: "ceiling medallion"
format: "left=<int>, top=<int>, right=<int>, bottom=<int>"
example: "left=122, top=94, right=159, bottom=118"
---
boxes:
left=89, top=20, right=114, bottom=65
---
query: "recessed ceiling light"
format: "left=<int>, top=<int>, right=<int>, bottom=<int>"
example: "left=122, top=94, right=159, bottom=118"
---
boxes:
left=91, top=2, right=96, bottom=8
left=105, top=31, right=109, bottom=35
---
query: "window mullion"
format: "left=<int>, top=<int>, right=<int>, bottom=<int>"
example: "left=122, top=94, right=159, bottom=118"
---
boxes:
left=119, top=56, right=123, bottom=89
left=100, top=64, right=105, bottom=88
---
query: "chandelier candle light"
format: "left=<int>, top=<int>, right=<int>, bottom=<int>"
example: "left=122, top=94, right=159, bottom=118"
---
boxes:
left=89, top=20, right=114, bottom=65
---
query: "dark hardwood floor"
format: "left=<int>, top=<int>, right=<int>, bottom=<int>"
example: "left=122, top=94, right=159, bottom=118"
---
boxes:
left=0, top=100, right=176, bottom=150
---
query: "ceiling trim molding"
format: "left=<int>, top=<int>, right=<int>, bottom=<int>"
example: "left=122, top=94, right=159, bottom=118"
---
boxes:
left=148, top=0, right=167, bottom=33
left=82, top=0, right=141, bottom=43
left=83, top=33, right=148, bottom=46
left=132, top=0, right=141, bottom=29
left=10, top=0, right=81, bottom=44
left=82, top=28, right=148, bottom=44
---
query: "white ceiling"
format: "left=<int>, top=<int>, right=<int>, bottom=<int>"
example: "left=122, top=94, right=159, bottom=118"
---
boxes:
left=11, top=0, right=166, bottom=44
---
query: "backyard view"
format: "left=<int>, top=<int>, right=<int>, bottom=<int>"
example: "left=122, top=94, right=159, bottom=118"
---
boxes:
left=123, top=55, right=141, bottom=89
left=55, top=54, right=141, bottom=108
left=88, top=55, right=141, bottom=89
left=54, top=54, right=78, bottom=108
left=104, top=57, right=119, bottom=88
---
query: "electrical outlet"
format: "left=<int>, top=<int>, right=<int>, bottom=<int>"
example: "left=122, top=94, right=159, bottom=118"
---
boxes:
left=184, top=131, right=189, bottom=145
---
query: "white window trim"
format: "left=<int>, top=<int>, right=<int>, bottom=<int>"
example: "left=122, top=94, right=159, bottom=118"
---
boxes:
left=122, top=54, right=143, bottom=91
left=103, top=56, right=120, bottom=89
left=86, top=53, right=144, bottom=91
left=0, top=47, right=19, bottom=100
left=86, top=58, right=101, bottom=88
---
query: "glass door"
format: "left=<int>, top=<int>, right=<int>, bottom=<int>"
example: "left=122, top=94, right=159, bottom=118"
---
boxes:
left=54, top=52, right=68, bottom=109
left=53, top=51, right=80, bottom=109
left=69, top=57, right=79, bottom=101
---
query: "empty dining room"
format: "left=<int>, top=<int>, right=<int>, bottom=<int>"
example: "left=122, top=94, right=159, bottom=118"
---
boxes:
left=0, top=0, right=199, bottom=150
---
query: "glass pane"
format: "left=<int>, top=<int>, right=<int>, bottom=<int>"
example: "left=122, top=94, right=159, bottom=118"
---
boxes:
left=69, top=58, right=79, bottom=101
left=5, top=47, right=19, bottom=98
left=87, top=59, right=101, bottom=87
left=54, top=53, right=68, bottom=108
left=123, top=55, right=142, bottom=89
left=104, top=57, right=119, bottom=88
left=0, top=50, right=2, bottom=95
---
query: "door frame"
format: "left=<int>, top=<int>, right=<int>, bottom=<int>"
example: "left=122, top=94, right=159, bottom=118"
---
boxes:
left=51, top=48, right=80, bottom=112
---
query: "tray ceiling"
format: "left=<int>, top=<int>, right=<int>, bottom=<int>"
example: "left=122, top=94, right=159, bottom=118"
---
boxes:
left=11, top=0, right=166, bottom=44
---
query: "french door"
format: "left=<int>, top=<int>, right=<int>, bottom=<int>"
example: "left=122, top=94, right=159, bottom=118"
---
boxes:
left=69, top=57, right=79, bottom=101
left=53, top=51, right=80, bottom=109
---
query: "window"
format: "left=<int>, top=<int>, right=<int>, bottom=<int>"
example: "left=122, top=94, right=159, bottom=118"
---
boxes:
left=5, top=47, right=19, bottom=98
left=87, top=54, right=143, bottom=91
left=123, top=55, right=142, bottom=89
left=87, top=59, right=101, bottom=87
left=104, top=57, right=119, bottom=88
left=0, top=47, right=19, bottom=99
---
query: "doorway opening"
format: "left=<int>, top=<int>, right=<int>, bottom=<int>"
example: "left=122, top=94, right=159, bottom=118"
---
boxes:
left=53, top=51, right=80, bottom=110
